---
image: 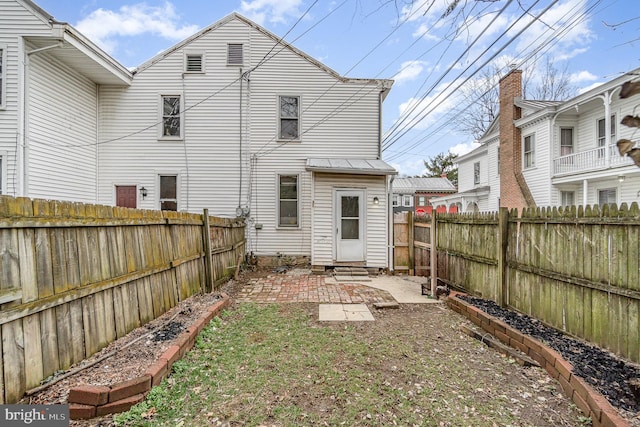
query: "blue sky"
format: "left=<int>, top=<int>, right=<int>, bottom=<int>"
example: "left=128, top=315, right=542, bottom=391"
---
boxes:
left=33, top=0, right=639, bottom=176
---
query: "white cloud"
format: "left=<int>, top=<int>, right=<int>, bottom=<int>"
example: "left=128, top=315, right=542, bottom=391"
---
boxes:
left=397, top=81, right=460, bottom=131
left=394, top=61, right=429, bottom=84
left=76, top=2, right=199, bottom=54
left=570, top=70, right=598, bottom=83
left=449, top=141, right=480, bottom=157
left=391, top=158, right=428, bottom=177
left=240, top=0, right=304, bottom=25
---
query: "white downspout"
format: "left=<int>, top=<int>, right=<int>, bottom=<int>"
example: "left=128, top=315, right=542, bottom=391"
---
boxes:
left=583, top=179, right=588, bottom=208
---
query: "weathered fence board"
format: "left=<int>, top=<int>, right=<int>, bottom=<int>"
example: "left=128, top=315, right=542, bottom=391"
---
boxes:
left=406, top=203, right=640, bottom=363
left=0, top=195, right=245, bottom=404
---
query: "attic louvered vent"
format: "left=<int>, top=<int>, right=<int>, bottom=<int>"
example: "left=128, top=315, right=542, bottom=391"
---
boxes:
left=186, top=54, right=203, bottom=72
left=227, top=44, right=243, bottom=65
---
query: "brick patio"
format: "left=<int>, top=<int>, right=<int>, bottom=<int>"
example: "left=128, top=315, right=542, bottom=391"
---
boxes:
left=236, top=271, right=396, bottom=304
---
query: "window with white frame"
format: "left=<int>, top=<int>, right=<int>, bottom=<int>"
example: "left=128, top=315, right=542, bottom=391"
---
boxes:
left=392, top=195, right=400, bottom=206
left=402, top=195, right=412, bottom=207
left=598, top=188, right=616, bottom=206
left=278, top=175, right=298, bottom=227
left=161, top=95, right=182, bottom=139
left=0, top=46, right=5, bottom=109
left=185, top=54, right=203, bottom=73
left=524, top=134, right=535, bottom=168
left=279, top=96, right=300, bottom=140
left=227, top=44, right=243, bottom=65
left=473, top=162, right=480, bottom=184
left=561, top=191, right=575, bottom=207
left=159, top=175, right=178, bottom=211
left=597, top=115, right=616, bottom=148
left=560, top=128, right=573, bottom=156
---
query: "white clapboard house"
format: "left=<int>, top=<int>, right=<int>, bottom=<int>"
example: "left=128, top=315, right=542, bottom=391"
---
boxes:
left=0, top=0, right=397, bottom=269
left=431, top=68, right=640, bottom=213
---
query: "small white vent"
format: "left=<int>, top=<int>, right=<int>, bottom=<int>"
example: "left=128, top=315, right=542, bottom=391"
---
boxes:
left=186, top=54, right=203, bottom=72
left=227, top=44, right=243, bottom=65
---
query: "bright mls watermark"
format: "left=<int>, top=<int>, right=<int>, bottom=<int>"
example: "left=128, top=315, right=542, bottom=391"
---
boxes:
left=1, top=405, right=69, bottom=426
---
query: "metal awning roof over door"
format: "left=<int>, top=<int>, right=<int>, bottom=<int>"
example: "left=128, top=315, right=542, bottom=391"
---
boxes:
left=305, top=158, right=397, bottom=176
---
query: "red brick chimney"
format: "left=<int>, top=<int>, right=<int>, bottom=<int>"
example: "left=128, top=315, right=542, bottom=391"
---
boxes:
left=499, top=68, right=535, bottom=212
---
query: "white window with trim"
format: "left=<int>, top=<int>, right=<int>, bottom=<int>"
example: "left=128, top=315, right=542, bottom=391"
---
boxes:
left=560, top=127, right=574, bottom=156
left=160, top=95, right=183, bottom=139
left=185, top=53, right=203, bottom=73
left=597, top=115, right=616, bottom=149
left=402, top=195, right=412, bottom=207
left=560, top=191, right=575, bottom=207
left=0, top=46, right=5, bottom=109
left=159, top=175, right=178, bottom=211
left=598, top=188, right=616, bottom=206
left=473, top=162, right=480, bottom=184
left=278, top=174, right=298, bottom=227
left=278, top=95, right=300, bottom=140
left=392, top=195, right=400, bottom=206
left=227, top=44, right=243, bottom=65
left=523, top=134, right=535, bottom=169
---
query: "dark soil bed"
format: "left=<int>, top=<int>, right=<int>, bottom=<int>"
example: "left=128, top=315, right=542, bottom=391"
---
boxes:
left=459, top=295, right=640, bottom=419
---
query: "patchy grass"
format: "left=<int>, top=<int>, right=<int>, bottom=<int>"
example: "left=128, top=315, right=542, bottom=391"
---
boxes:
left=114, top=303, right=583, bottom=426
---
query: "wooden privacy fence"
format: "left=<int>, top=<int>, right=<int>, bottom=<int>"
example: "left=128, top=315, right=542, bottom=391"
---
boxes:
left=0, top=196, right=245, bottom=404
left=403, top=204, right=640, bottom=363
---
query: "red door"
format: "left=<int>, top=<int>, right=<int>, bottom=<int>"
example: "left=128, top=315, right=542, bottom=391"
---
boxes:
left=116, top=186, right=137, bottom=208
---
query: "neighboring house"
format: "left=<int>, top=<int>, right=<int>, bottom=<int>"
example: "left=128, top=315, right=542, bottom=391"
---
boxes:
left=392, top=177, right=456, bottom=214
left=431, top=68, right=640, bottom=212
left=0, top=0, right=397, bottom=269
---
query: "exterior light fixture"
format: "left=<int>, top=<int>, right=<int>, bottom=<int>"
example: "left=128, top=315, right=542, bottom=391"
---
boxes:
left=618, top=175, right=625, bottom=183
left=139, top=186, right=148, bottom=199
left=373, top=196, right=380, bottom=205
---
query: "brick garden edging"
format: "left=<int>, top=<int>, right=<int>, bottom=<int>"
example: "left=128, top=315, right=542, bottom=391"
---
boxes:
left=68, top=294, right=230, bottom=420
left=447, top=293, right=630, bottom=427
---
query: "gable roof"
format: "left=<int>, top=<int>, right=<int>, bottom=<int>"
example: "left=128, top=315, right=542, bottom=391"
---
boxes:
left=133, top=12, right=393, bottom=92
left=19, top=0, right=132, bottom=85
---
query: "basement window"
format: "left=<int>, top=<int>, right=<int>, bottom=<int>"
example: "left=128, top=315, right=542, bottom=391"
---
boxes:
left=227, top=44, right=243, bottom=65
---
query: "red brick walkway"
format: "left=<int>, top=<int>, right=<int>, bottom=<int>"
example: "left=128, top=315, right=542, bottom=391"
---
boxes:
left=236, top=272, right=395, bottom=304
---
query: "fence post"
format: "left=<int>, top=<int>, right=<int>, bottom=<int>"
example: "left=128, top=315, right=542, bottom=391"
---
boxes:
left=408, top=210, right=415, bottom=275
left=497, top=207, right=509, bottom=307
left=430, top=212, right=437, bottom=298
left=202, top=209, right=213, bottom=293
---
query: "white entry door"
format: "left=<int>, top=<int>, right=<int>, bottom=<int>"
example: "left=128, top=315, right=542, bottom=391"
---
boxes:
left=336, top=190, right=365, bottom=262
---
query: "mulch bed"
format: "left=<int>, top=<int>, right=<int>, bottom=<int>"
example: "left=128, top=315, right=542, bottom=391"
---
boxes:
left=459, top=295, right=640, bottom=419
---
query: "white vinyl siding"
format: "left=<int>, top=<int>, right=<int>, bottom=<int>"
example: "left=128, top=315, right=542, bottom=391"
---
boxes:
left=26, top=46, right=98, bottom=202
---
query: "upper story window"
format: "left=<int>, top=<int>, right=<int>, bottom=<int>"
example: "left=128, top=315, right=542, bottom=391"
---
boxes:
left=279, top=96, right=300, bottom=140
left=597, top=115, right=616, bottom=147
left=524, top=134, right=535, bottom=169
left=560, top=128, right=573, bottom=156
left=402, top=195, right=412, bottom=207
left=0, top=47, right=5, bottom=109
left=278, top=175, right=298, bottom=227
left=227, top=44, right=243, bottom=65
left=161, top=95, right=182, bottom=139
left=185, top=54, right=203, bottom=73
left=160, top=175, right=178, bottom=211
left=473, top=162, right=480, bottom=184
left=392, top=195, right=400, bottom=206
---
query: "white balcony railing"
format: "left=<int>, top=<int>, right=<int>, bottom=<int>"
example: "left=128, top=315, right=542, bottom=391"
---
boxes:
left=553, top=145, right=632, bottom=176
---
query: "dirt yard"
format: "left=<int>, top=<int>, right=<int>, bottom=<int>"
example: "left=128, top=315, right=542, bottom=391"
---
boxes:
left=22, top=270, right=602, bottom=426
